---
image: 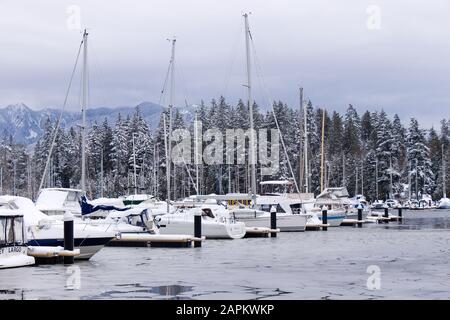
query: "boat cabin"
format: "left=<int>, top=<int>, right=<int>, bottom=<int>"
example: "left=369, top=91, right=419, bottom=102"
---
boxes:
left=35, top=188, right=85, bottom=216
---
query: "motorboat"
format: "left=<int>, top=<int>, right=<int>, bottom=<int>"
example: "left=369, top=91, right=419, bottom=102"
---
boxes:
left=0, top=209, right=35, bottom=269
left=0, top=196, right=115, bottom=260
left=371, top=200, right=388, bottom=210
left=35, top=188, right=84, bottom=216
left=385, top=199, right=400, bottom=208
left=437, top=197, right=450, bottom=209
left=157, top=201, right=246, bottom=239
left=308, top=188, right=349, bottom=226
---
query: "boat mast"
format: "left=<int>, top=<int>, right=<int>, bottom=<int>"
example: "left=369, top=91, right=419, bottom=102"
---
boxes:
left=320, top=108, right=325, bottom=192
left=165, top=38, right=176, bottom=213
left=100, top=148, right=104, bottom=198
left=243, top=13, right=257, bottom=207
left=442, top=144, right=446, bottom=198
left=132, top=133, right=138, bottom=195
left=415, top=158, right=419, bottom=200
left=389, top=155, right=393, bottom=199
left=194, top=112, right=200, bottom=195
left=375, top=157, right=378, bottom=200
left=408, top=161, right=412, bottom=200
left=299, top=87, right=303, bottom=192
left=304, top=99, right=309, bottom=193
left=81, top=29, right=88, bottom=193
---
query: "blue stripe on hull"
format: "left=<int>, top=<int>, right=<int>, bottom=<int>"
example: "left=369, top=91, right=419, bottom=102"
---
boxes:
left=28, top=237, right=113, bottom=247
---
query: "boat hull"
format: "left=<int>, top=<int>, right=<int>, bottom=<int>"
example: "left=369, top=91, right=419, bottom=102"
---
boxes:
left=0, top=246, right=35, bottom=269
left=236, top=213, right=307, bottom=232
left=158, top=217, right=246, bottom=239
left=27, top=237, right=113, bottom=260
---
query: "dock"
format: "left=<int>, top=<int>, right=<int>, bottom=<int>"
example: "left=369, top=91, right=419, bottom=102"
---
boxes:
left=341, top=219, right=366, bottom=226
left=306, top=223, right=329, bottom=231
left=244, top=227, right=280, bottom=238
left=27, top=246, right=80, bottom=264
left=107, top=233, right=205, bottom=248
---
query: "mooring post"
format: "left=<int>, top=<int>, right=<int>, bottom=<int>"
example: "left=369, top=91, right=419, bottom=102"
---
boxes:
left=63, top=211, right=74, bottom=264
left=194, top=210, right=202, bottom=247
left=357, top=204, right=363, bottom=228
left=398, top=207, right=403, bottom=222
left=270, top=205, right=277, bottom=237
left=322, top=206, right=328, bottom=231
left=384, top=207, right=389, bottom=223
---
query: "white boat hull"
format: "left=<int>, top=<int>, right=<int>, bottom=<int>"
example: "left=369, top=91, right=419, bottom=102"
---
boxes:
left=437, top=198, right=450, bottom=209
left=0, top=246, right=35, bottom=269
left=158, top=216, right=246, bottom=239
left=235, top=212, right=307, bottom=232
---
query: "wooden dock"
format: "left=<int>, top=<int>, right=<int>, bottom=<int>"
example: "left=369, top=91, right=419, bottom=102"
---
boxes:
left=341, top=219, right=366, bottom=226
left=306, top=223, right=329, bottom=231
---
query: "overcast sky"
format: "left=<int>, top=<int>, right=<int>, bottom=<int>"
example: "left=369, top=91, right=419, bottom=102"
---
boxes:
left=1, top=0, right=449, bottom=127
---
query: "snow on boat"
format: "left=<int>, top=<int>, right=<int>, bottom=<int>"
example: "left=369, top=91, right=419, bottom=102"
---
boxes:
left=0, top=196, right=115, bottom=260
left=157, top=202, right=246, bottom=239
left=0, top=210, right=35, bottom=269
left=437, top=197, right=450, bottom=209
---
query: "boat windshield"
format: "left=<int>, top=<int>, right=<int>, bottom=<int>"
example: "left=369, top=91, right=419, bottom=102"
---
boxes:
left=0, top=216, right=24, bottom=247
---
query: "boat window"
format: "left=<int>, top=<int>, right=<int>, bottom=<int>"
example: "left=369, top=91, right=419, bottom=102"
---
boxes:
left=0, top=218, right=6, bottom=246
left=290, top=203, right=302, bottom=214
left=6, top=218, right=15, bottom=244
left=259, top=204, right=285, bottom=213
left=201, top=208, right=215, bottom=219
left=14, top=217, right=24, bottom=245
left=67, top=192, right=78, bottom=202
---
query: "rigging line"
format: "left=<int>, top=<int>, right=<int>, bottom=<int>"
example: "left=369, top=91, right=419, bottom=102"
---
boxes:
left=38, top=40, right=84, bottom=193
left=249, top=37, right=300, bottom=194
left=158, top=58, right=172, bottom=107
left=222, top=21, right=243, bottom=99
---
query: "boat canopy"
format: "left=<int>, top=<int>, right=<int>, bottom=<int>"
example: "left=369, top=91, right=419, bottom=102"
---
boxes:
left=315, top=187, right=351, bottom=205
left=0, top=196, right=55, bottom=226
left=0, top=209, right=26, bottom=246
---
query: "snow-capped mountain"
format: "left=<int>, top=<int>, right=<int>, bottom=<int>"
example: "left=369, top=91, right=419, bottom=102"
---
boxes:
left=0, top=101, right=171, bottom=145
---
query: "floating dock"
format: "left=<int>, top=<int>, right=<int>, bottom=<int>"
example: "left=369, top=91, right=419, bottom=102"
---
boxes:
left=341, top=219, right=366, bottom=226
left=244, top=227, right=279, bottom=238
left=27, top=246, right=80, bottom=264
left=107, top=233, right=205, bottom=248
left=306, top=223, right=329, bottom=231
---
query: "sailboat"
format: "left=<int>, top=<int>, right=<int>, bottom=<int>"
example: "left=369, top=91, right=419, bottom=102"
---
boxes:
left=437, top=144, right=450, bottom=209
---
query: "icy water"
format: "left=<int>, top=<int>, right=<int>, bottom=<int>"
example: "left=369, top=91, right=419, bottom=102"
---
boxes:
left=1, top=210, right=449, bottom=300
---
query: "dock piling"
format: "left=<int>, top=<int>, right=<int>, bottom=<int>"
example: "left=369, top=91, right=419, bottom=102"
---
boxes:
left=398, top=207, right=403, bottom=222
left=63, top=211, right=74, bottom=264
left=270, top=206, right=277, bottom=238
left=194, top=212, right=202, bottom=247
left=322, top=206, right=328, bottom=231
left=357, top=206, right=363, bottom=228
left=384, top=207, right=389, bottom=223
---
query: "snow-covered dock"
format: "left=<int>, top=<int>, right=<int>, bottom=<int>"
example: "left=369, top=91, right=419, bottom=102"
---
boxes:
left=107, top=233, right=205, bottom=248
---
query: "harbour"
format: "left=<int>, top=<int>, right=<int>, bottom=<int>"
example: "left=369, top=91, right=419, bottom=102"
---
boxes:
left=1, top=209, right=448, bottom=300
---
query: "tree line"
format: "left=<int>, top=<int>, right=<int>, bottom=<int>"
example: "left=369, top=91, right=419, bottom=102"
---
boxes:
left=0, top=96, right=449, bottom=202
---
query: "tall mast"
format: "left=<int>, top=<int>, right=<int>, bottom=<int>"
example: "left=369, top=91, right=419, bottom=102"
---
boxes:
left=303, top=100, right=309, bottom=193
left=415, top=159, right=419, bottom=200
left=442, top=144, right=446, bottom=198
left=389, top=155, right=393, bottom=198
left=194, top=112, right=200, bottom=195
left=165, top=38, right=176, bottom=213
left=81, top=29, right=88, bottom=193
left=100, top=148, right=104, bottom=198
left=375, top=157, right=378, bottom=200
left=320, top=108, right=325, bottom=192
left=408, top=161, right=412, bottom=200
left=299, top=87, right=303, bottom=193
left=243, top=13, right=257, bottom=207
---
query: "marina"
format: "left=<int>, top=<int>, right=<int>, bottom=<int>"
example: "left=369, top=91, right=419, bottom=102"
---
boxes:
left=0, top=209, right=448, bottom=299
left=0, top=1, right=449, bottom=305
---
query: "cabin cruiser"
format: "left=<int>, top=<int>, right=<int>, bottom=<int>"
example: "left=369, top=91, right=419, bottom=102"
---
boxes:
left=156, top=200, right=246, bottom=239
left=0, top=196, right=115, bottom=260
left=385, top=199, right=400, bottom=208
left=36, top=188, right=84, bottom=216
left=197, top=190, right=309, bottom=232
left=0, top=210, right=35, bottom=269
left=437, top=197, right=450, bottom=209
left=371, top=200, right=388, bottom=210
left=308, top=188, right=348, bottom=227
